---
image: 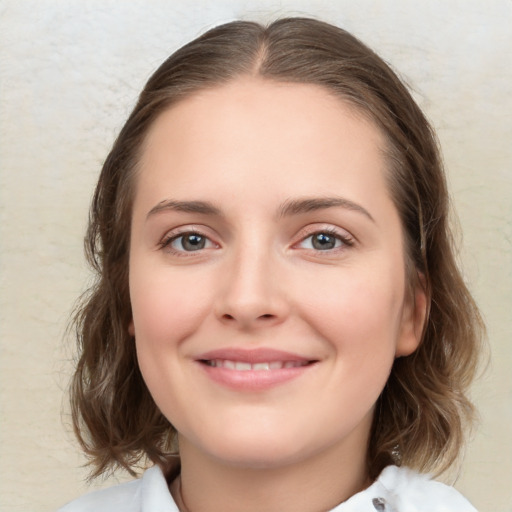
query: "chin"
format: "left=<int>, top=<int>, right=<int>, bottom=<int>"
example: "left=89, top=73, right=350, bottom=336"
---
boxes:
left=211, top=447, right=303, bottom=470
left=196, top=429, right=318, bottom=470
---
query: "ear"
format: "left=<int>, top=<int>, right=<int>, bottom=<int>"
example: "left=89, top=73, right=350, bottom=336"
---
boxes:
left=395, top=274, right=428, bottom=357
left=128, top=319, right=135, bottom=337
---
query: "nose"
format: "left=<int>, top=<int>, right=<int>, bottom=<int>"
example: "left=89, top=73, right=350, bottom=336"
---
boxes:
left=214, top=242, right=290, bottom=330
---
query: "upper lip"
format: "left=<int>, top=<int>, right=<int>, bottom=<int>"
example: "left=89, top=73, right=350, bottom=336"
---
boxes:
left=195, top=348, right=314, bottom=364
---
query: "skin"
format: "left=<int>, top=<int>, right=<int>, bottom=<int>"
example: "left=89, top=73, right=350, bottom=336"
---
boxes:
left=128, top=78, right=426, bottom=512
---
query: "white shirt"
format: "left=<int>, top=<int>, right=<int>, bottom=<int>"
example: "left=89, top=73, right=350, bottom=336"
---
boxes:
left=58, top=464, right=477, bottom=512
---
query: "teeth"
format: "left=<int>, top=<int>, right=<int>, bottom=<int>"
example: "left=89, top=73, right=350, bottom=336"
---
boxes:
left=205, top=359, right=309, bottom=370
left=224, top=360, right=236, bottom=370
left=252, top=362, right=270, bottom=371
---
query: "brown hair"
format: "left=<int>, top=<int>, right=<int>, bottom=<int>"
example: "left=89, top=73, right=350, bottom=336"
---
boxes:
left=70, top=17, right=484, bottom=480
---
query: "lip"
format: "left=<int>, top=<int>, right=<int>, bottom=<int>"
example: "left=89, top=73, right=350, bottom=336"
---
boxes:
left=195, top=348, right=318, bottom=391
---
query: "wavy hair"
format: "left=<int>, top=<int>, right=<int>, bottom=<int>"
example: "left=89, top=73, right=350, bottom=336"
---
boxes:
left=70, top=17, right=484, bottom=480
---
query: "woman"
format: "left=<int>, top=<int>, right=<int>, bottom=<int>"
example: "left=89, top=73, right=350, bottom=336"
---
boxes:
left=60, top=17, right=483, bottom=511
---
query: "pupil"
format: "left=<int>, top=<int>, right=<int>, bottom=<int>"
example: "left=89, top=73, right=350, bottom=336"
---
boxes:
left=182, top=234, right=205, bottom=251
left=312, top=233, right=335, bottom=250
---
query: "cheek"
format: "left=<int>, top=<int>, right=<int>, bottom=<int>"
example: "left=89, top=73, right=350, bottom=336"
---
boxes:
left=297, top=265, right=405, bottom=358
left=303, top=269, right=405, bottom=413
left=129, top=265, right=214, bottom=347
left=129, top=267, right=216, bottom=421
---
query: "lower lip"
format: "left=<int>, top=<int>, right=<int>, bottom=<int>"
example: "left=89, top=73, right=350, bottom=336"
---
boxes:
left=197, top=362, right=315, bottom=391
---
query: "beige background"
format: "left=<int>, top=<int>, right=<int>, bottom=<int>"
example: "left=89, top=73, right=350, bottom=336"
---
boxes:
left=0, top=1, right=510, bottom=511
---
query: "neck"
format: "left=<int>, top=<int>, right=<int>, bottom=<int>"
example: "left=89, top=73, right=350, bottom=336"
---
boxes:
left=171, top=433, right=371, bottom=512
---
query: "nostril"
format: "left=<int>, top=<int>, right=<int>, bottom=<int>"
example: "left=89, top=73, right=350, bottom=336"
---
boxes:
left=218, top=311, right=281, bottom=325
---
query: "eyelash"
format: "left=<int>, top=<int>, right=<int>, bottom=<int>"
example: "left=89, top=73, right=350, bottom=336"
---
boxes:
left=159, top=227, right=354, bottom=257
left=296, top=227, right=354, bottom=253
left=159, top=230, right=216, bottom=257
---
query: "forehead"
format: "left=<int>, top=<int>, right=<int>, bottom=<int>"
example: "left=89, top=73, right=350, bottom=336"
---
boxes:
left=142, top=77, right=383, bottom=148
left=134, top=78, right=391, bottom=217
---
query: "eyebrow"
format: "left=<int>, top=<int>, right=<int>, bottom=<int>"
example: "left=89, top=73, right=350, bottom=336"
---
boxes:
left=146, top=196, right=374, bottom=222
left=147, top=199, right=222, bottom=219
left=278, top=196, right=375, bottom=222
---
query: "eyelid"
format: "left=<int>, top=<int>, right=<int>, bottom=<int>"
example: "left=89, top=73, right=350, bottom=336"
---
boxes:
left=292, top=224, right=355, bottom=251
left=158, top=225, right=220, bottom=254
left=157, top=223, right=354, bottom=256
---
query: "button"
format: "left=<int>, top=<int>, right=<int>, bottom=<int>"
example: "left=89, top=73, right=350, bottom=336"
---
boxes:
left=372, top=497, right=386, bottom=511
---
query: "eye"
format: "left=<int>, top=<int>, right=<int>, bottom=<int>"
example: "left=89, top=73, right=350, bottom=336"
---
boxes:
left=162, top=231, right=215, bottom=253
left=298, top=230, right=353, bottom=251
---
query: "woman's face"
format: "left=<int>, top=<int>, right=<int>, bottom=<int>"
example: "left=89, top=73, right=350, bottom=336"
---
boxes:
left=129, top=78, right=425, bottom=469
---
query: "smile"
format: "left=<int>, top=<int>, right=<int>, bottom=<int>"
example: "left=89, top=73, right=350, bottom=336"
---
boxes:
left=202, top=360, right=310, bottom=370
left=195, top=348, right=318, bottom=391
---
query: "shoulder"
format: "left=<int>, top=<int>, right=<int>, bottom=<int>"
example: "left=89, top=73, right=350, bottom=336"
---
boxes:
left=57, top=466, right=179, bottom=512
left=375, top=466, right=477, bottom=512
left=337, top=465, right=477, bottom=512
left=378, top=465, right=477, bottom=511
left=56, top=478, right=142, bottom=512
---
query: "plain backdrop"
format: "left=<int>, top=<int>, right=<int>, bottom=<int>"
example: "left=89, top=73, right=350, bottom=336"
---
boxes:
left=0, top=1, right=511, bottom=511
